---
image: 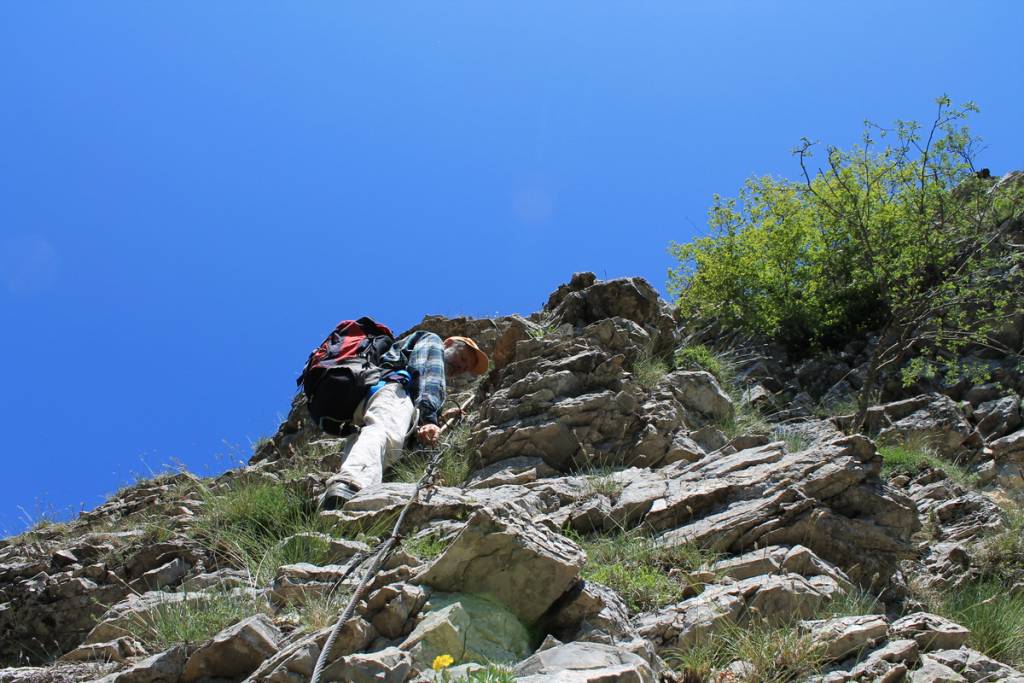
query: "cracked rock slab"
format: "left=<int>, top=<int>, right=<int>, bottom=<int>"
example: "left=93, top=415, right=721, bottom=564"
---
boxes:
left=181, top=614, right=281, bottom=683
left=891, top=612, right=971, bottom=652
left=636, top=572, right=839, bottom=652
left=513, top=640, right=656, bottom=683
left=415, top=506, right=585, bottom=623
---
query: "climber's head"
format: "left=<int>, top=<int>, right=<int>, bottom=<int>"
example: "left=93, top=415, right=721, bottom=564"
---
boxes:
left=443, top=337, right=489, bottom=376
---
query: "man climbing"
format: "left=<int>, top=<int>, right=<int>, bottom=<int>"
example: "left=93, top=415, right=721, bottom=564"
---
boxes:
left=319, top=331, right=489, bottom=510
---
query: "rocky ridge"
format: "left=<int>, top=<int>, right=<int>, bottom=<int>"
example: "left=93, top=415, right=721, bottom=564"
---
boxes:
left=1, top=273, right=1022, bottom=682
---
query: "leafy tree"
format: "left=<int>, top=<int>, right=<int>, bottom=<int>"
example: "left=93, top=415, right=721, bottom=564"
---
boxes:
left=669, top=97, right=1023, bottom=429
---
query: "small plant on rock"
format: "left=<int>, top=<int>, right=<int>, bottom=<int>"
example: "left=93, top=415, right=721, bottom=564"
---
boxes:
left=877, top=441, right=975, bottom=487
left=935, top=580, right=1024, bottom=669
left=674, top=344, right=733, bottom=384
left=567, top=525, right=717, bottom=613
left=189, top=478, right=333, bottom=585
left=403, top=529, right=451, bottom=562
left=632, top=344, right=671, bottom=390
left=669, top=617, right=825, bottom=683
left=130, top=589, right=266, bottom=650
left=390, top=422, right=473, bottom=486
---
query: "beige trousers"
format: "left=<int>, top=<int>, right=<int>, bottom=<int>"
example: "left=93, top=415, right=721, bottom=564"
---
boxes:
left=331, top=382, right=416, bottom=491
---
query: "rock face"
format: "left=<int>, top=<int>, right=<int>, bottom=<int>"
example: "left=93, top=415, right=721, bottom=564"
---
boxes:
left=2, top=271, right=1023, bottom=683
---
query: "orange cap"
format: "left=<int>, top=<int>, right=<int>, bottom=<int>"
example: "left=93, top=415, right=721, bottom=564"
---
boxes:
left=446, top=336, right=490, bottom=375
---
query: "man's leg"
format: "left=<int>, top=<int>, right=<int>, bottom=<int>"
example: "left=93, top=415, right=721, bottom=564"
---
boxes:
left=322, top=383, right=415, bottom=508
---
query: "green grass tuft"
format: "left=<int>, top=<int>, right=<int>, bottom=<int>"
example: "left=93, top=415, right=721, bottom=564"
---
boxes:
left=937, top=580, right=1024, bottom=668
left=633, top=345, right=671, bottom=390
left=718, top=402, right=771, bottom=439
left=403, top=530, right=451, bottom=562
left=878, top=444, right=976, bottom=487
left=976, top=505, right=1024, bottom=583
left=674, top=344, right=733, bottom=384
left=389, top=423, right=474, bottom=487
left=190, top=478, right=333, bottom=584
left=130, top=590, right=265, bottom=650
left=668, top=618, right=825, bottom=683
left=566, top=526, right=716, bottom=613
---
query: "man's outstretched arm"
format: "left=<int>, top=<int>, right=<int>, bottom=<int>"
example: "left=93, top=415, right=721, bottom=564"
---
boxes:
left=403, top=332, right=446, bottom=436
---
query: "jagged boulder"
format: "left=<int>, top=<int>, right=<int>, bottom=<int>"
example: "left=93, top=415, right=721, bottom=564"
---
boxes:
left=317, top=647, right=412, bottom=683
left=636, top=572, right=842, bottom=652
left=415, top=506, right=585, bottom=623
left=546, top=274, right=676, bottom=351
left=975, top=395, right=1022, bottom=440
left=926, top=647, right=1024, bottom=681
left=855, top=394, right=977, bottom=456
left=800, top=614, right=890, bottom=662
left=246, top=619, right=376, bottom=683
left=180, top=615, right=282, bottom=682
left=513, top=641, right=656, bottom=683
left=92, top=645, right=187, bottom=683
left=891, top=613, right=971, bottom=652
left=398, top=593, right=531, bottom=668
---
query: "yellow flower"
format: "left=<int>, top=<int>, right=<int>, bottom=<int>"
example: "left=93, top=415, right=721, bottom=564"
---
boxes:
left=432, top=654, right=455, bottom=671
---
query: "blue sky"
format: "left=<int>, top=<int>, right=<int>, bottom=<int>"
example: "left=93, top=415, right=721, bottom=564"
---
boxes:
left=1, top=3, right=1021, bottom=533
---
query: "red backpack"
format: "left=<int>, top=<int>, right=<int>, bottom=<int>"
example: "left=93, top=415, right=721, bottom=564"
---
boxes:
left=296, top=317, right=396, bottom=433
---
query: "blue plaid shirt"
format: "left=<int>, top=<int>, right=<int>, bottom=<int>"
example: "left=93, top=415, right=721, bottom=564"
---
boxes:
left=387, top=331, right=446, bottom=426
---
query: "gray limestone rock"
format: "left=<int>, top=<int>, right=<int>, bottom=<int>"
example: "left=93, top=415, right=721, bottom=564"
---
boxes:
left=975, top=395, right=1022, bottom=440
left=859, top=394, right=975, bottom=456
left=991, top=425, right=1024, bottom=453
left=513, top=641, right=656, bottom=683
left=911, top=655, right=968, bottom=682
left=60, top=637, right=147, bottom=663
left=415, top=506, right=585, bottom=623
left=891, top=612, right=971, bottom=652
left=636, top=572, right=838, bottom=653
left=541, top=580, right=637, bottom=646
left=365, top=582, right=428, bottom=639
left=246, top=619, right=376, bottom=683
left=181, top=614, right=281, bottom=683
left=800, top=614, right=889, bottom=662
left=91, top=645, right=187, bottom=683
left=927, top=647, right=1024, bottom=682
left=318, top=647, right=412, bottom=683
left=398, top=593, right=531, bottom=669
left=270, top=562, right=356, bottom=606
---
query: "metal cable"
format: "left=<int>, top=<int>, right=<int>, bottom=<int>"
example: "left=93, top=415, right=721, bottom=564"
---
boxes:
left=309, top=397, right=470, bottom=683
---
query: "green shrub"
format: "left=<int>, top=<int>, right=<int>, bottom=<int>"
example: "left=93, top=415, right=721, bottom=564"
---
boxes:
left=668, top=98, right=1022, bottom=364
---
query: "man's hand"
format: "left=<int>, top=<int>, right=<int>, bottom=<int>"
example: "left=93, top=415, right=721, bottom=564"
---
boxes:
left=440, top=407, right=463, bottom=421
left=417, top=424, right=442, bottom=445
